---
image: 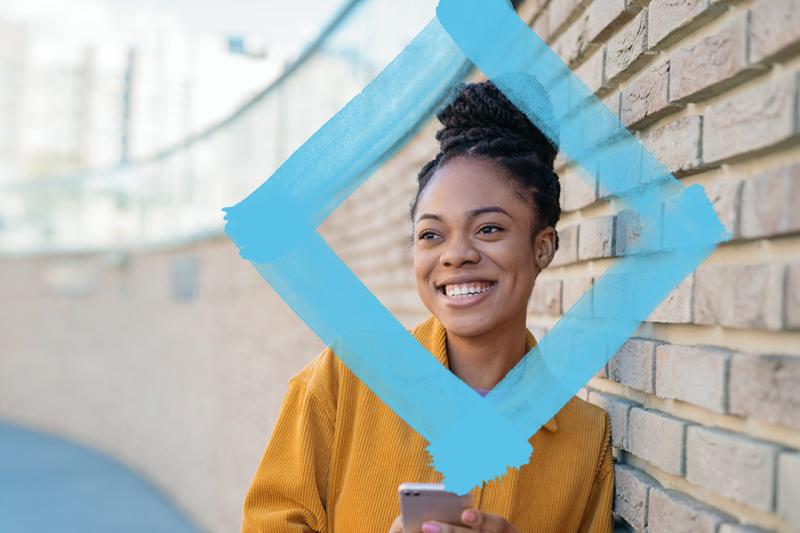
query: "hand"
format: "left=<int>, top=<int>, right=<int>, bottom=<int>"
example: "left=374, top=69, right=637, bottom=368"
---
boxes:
left=386, top=509, right=520, bottom=533
left=388, top=514, right=403, bottom=533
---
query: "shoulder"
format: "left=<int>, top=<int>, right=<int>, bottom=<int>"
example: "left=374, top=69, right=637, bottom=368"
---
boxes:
left=556, top=396, right=611, bottom=443
left=288, top=346, right=343, bottom=413
left=556, top=396, right=614, bottom=478
left=291, top=345, right=340, bottom=383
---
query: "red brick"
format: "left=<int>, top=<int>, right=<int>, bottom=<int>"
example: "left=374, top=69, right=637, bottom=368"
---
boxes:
left=648, top=488, right=732, bottom=533
left=655, top=344, right=729, bottom=413
left=628, top=408, right=688, bottom=475
left=621, top=60, right=681, bottom=127
left=638, top=115, right=702, bottom=175
left=693, top=263, right=784, bottom=330
left=604, top=10, right=652, bottom=84
left=614, top=464, right=659, bottom=531
left=686, top=427, right=779, bottom=511
left=578, top=215, right=615, bottom=259
left=647, top=0, right=728, bottom=49
left=529, top=279, right=562, bottom=316
left=749, top=0, right=800, bottom=64
left=729, top=353, right=800, bottom=431
left=703, top=73, right=799, bottom=164
left=608, top=338, right=657, bottom=393
left=740, top=164, right=800, bottom=239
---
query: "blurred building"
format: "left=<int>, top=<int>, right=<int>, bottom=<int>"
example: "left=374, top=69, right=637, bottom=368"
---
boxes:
left=0, top=13, right=285, bottom=183
left=0, top=20, right=29, bottom=183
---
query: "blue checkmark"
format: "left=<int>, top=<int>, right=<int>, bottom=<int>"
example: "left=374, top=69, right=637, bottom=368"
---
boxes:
left=223, top=0, right=728, bottom=494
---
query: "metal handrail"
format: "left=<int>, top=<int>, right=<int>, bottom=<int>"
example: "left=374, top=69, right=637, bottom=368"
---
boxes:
left=0, top=0, right=365, bottom=192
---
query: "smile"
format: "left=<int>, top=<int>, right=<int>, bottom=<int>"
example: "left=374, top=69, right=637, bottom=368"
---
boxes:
left=437, top=280, right=497, bottom=307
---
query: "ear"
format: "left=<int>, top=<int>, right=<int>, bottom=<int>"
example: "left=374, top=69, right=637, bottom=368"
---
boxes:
left=533, top=226, right=557, bottom=270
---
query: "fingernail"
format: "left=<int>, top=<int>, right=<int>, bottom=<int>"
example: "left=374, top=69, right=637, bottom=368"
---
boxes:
left=421, top=523, right=441, bottom=533
left=463, top=509, right=478, bottom=523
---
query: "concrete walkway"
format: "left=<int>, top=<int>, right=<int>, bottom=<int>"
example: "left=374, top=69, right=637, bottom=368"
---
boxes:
left=0, top=421, right=201, bottom=533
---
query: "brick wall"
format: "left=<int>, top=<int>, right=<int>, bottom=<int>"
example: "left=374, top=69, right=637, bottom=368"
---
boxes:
left=518, top=0, right=800, bottom=531
left=0, top=243, right=329, bottom=532
left=0, top=1, right=798, bottom=532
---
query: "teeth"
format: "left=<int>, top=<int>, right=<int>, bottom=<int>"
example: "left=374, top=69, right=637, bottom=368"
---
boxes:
left=444, top=281, right=495, bottom=297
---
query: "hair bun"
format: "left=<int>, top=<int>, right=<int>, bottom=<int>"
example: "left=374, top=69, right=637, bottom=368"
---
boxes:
left=411, top=78, right=562, bottom=250
left=435, top=80, right=557, bottom=167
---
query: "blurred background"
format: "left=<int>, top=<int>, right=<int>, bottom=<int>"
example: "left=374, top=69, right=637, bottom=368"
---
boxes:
left=0, top=0, right=444, bottom=531
left=1, top=0, right=799, bottom=532
left=0, top=0, right=436, bottom=250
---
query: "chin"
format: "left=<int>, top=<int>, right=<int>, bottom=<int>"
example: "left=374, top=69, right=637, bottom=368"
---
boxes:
left=436, top=312, right=496, bottom=338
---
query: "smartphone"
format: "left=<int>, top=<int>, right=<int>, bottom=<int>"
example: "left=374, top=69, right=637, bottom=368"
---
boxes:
left=398, top=483, right=472, bottom=532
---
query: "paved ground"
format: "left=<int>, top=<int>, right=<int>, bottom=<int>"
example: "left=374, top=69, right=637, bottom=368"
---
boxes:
left=0, top=421, right=201, bottom=533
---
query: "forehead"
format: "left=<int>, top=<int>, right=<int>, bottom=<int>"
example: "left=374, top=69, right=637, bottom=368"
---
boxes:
left=415, top=156, right=533, bottom=221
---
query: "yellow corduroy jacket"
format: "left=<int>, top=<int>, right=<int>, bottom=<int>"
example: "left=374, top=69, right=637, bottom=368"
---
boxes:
left=242, top=315, right=614, bottom=533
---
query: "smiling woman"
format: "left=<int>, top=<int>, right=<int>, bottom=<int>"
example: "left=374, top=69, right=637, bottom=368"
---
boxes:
left=241, top=80, right=614, bottom=533
left=411, top=156, right=555, bottom=391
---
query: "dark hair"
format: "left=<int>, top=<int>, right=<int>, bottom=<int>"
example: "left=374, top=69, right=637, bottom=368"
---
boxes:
left=409, top=79, right=561, bottom=249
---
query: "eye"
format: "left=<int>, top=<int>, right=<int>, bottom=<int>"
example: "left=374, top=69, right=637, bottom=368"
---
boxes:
left=417, top=230, right=439, bottom=240
left=478, top=224, right=503, bottom=234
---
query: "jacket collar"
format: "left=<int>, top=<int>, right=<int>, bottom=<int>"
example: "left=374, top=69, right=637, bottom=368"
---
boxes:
left=411, top=315, right=558, bottom=433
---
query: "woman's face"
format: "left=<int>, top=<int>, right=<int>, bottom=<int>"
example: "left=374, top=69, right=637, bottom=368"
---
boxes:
left=413, top=155, right=556, bottom=339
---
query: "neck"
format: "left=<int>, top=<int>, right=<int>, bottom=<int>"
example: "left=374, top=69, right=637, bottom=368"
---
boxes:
left=445, top=315, right=529, bottom=390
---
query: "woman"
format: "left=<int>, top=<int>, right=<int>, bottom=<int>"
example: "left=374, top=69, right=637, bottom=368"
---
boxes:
left=242, top=80, right=614, bottom=533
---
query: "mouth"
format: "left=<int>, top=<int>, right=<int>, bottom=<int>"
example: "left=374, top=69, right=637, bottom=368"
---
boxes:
left=436, top=280, right=497, bottom=307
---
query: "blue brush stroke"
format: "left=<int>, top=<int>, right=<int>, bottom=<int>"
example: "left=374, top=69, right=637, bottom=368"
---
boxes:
left=223, top=0, right=729, bottom=494
left=223, top=19, right=470, bottom=262
left=224, top=19, right=532, bottom=492
left=435, top=0, right=728, bottom=437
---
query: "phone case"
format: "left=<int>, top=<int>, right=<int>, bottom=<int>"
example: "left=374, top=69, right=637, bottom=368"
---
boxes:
left=398, top=483, right=472, bottom=533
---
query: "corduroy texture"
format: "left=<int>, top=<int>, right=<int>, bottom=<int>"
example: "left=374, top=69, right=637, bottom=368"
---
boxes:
left=242, top=315, right=614, bottom=532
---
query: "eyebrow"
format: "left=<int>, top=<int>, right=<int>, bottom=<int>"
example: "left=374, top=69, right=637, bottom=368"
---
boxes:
left=416, top=206, right=513, bottom=223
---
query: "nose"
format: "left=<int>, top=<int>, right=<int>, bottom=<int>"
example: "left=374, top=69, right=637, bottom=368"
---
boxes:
left=439, top=232, right=480, bottom=267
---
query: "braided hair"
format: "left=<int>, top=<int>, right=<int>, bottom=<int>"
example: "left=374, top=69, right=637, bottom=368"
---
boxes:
left=409, top=79, right=561, bottom=249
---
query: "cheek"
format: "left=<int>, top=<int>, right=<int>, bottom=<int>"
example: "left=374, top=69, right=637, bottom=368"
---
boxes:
left=412, top=250, right=431, bottom=282
left=493, top=240, right=537, bottom=274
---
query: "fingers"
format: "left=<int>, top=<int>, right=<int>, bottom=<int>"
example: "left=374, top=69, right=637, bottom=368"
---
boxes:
left=460, top=508, right=518, bottom=533
left=420, top=522, right=472, bottom=533
left=420, top=508, right=519, bottom=533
